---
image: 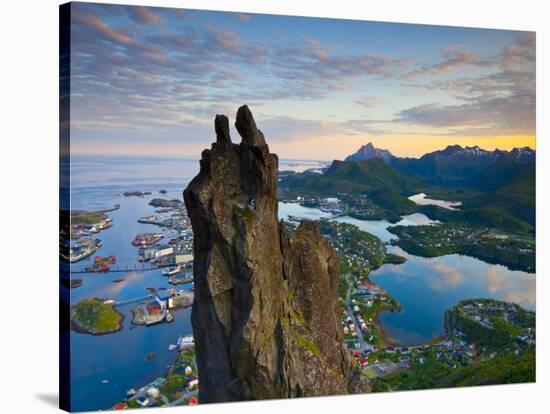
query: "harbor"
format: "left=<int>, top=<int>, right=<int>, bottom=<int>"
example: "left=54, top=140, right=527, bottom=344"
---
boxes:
left=67, top=161, right=198, bottom=410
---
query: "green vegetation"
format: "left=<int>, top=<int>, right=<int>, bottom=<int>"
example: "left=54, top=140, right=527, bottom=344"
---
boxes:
left=383, top=253, right=407, bottom=265
left=295, top=334, right=321, bottom=356
left=71, top=298, right=124, bottom=335
left=71, top=210, right=107, bottom=225
left=464, top=164, right=535, bottom=230
left=372, top=349, right=535, bottom=391
left=388, top=224, right=535, bottom=272
left=319, top=220, right=405, bottom=273
left=446, top=299, right=535, bottom=351
left=280, top=158, right=422, bottom=217
left=159, top=347, right=196, bottom=401
left=232, top=204, right=255, bottom=225
left=127, top=400, right=140, bottom=409
left=281, top=156, right=535, bottom=235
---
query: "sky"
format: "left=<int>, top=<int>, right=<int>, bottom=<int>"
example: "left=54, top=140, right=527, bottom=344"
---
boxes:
left=68, top=2, right=536, bottom=160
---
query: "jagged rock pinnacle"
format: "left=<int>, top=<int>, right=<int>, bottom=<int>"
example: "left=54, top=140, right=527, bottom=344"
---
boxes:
left=183, top=106, right=358, bottom=403
left=214, top=114, right=231, bottom=145
left=235, top=105, right=267, bottom=146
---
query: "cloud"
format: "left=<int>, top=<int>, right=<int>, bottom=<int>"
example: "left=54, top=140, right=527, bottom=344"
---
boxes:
left=403, top=45, right=490, bottom=79
left=69, top=3, right=534, bottom=147
left=236, top=13, right=251, bottom=22
left=426, top=262, right=464, bottom=291
left=484, top=267, right=535, bottom=308
left=395, top=34, right=535, bottom=136
left=128, top=6, right=164, bottom=24
left=69, top=2, right=414, bottom=137
left=354, top=96, right=383, bottom=109
left=73, top=13, right=133, bottom=45
left=501, top=32, right=535, bottom=70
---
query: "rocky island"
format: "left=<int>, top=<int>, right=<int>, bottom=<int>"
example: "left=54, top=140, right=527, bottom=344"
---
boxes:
left=184, top=106, right=361, bottom=403
left=71, top=298, right=124, bottom=335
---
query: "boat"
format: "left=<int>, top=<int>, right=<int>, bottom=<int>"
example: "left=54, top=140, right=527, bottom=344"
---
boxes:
left=168, top=271, right=193, bottom=285
left=177, top=334, right=194, bottom=348
left=167, top=344, right=177, bottom=351
left=162, top=265, right=181, bottom=276
left=86, top=262, right=112, bottom=273
left=132, top=233, right=163, bottom=246
left=126, top=389, right=136, bottom=397
left=166, top=312, right=174, bottom=323
left=101, top=379, right=109, bottom=384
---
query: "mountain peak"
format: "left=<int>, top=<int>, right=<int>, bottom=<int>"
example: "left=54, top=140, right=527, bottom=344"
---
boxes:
left=345, top=142, right=395, bottom=163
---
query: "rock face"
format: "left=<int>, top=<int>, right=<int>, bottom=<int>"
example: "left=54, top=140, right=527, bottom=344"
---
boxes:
left=184, top=106, right=357, bottom=403
left=345, top=142, right=395, bottom=163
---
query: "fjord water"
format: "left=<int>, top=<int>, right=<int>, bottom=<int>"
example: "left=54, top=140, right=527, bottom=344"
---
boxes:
left=277, top=202, right=535, bottom=345
left=408, top=192, right=462, bottom=210
left=69, top=156, right=535, bottom=410
left=370, top=246, right=535, bottom=345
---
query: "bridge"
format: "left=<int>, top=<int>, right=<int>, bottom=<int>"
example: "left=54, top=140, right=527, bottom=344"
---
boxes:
left=70, top=264, right=161, bottom=274
left=115, top=294, right=154, bottom=307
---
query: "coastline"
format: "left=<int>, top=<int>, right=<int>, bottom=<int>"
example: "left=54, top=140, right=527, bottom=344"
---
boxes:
left=364, top=274, right=448, bottom=348
left=70, top=298, right=125, bottom=336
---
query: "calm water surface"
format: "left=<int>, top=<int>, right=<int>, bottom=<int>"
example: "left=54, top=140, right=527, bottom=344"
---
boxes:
left=409, top=192, right=462, bottom=210
left=370, top=246, right=535, bottom=345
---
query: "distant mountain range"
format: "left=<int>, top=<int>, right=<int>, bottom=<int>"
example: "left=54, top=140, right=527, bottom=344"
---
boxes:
left=280, top=142, right=536, bottom=233
left=345, top=143, right=535, bottom=189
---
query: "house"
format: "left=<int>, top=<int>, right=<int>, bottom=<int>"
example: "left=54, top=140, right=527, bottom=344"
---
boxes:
left=113, top=402, right=129, bottom=410
left=146, top=387, right=160, bottom=399
left=185, top=366, right=193, bottom=376
left=155, top=246, right=175, bottom=259
left=136, top=397, right=150, bottom=407
left=155, top=291, right=173, bottom=310
left=147, top=302, right=161, bottom=315
left=175, top=253, right=193, bottom=264
left=189, top=378, right=199, bottom=389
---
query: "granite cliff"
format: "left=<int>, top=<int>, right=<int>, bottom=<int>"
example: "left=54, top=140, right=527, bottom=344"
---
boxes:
left=183, top=105, right=358, bottom=403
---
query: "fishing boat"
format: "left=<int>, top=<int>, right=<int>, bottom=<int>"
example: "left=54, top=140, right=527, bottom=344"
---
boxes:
left=177, top=334, right=194, bottom=348
left=162, top=265, right=181, bottom=276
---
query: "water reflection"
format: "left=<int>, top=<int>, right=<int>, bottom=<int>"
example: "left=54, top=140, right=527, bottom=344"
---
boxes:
left=370, top=248, right=535, bottom=345
left=408, top=192, right=462, bottom=210
left=278, top=203, right=438, bottom=242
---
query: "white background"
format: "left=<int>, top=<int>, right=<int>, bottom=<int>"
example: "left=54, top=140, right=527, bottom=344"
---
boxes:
left=0, top=0, right=548, bottom=413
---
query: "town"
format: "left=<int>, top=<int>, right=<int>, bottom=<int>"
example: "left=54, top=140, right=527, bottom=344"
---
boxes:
left=389, top=223, right=535, bottom=272
left=113, top=336, right=199, bottom=409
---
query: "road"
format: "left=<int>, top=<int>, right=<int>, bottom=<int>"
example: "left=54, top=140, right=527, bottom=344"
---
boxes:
left=343, top=273, right=370, bottom=353
left=168, top=390, right=198, bottom=406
